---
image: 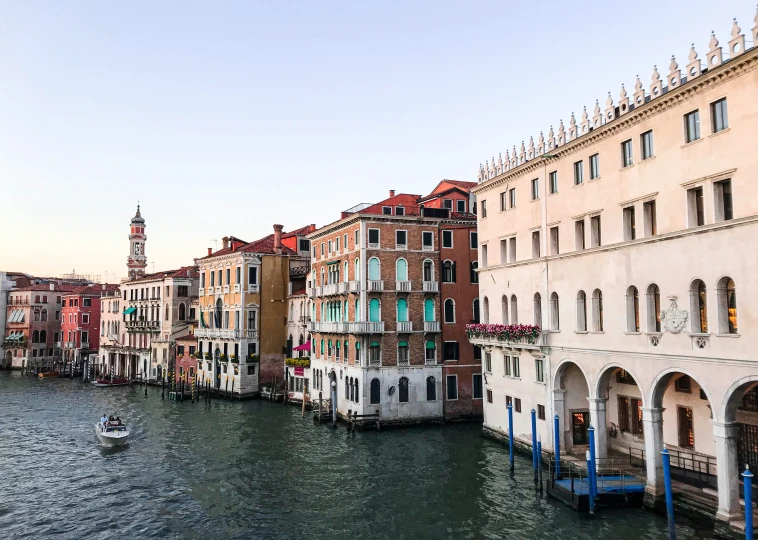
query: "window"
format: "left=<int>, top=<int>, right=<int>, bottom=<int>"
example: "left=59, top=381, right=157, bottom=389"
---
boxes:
left=577, top=290, right=587, bottom=332
left=710, top=98, right=728, bottom=133
left=641, top=130, right=654, bottom=160
left=368, top=228, right=380, bottom=247
left=426, top=376, right=437, bottom=401
left=714, top=179, right=733, bottom=222
left=647, top=284, right=661, bottom=332
left=422, top=231, right=434, bottom=250
left=687, top=187, right=705, bottom=227
left=481, top=245, right=488, bottom=267
left=397, top=342, right=409, bottom=365
left=424, top=299, right=435, bottom=322
left=623, top=206, right=636, bottom=241
left=531, top=231, right=540, bottom=258
left=592, top=289, right=603, bottom=331
left=368, top=298, right=380, bottom=322
left=535, top=358, right=544, bottom=382
left=575, top=220, right=585, bottom=250
left=248, top=266, right=258, bottom=285
left=396, top=230, right=407, bottom=248
left=590, top=215, right=601, bottom=247
left=299, top=239, right=310, bottom=252
left=481, top=200, right=487, bottom=218
left=368, top=257, right=380, bottom=280
left=643, top=200, right=657, bottom=236
left=500, top=239, right=507, bottom=264
left=397, top=298, right=408, bottom=322
left=472, top=298, right=480, bottom=323
left=443, top=199, right=453, bottom=210
left=55, top=311, right=60, bottom=321
left=684, top=110, right=700, bottom=143
left=335, top=237, right=340, bottom=252
left=508, top=188, right=516, bottom=208
left=484, top=352, right=492, bottom=373
left=504, top=355, right=511, bottom=376
left=533, top=293, right=542, bottom=327
left=456, top=199, right=466, bottom=213
left=442, top=261, right=455, bottom=283
left=487, top=390, right=493, bottom=403
left=549, top=171, right=558, bottom=194
left=626, top=286, right=640, bottom=332
left=550, top=226, right=559, bottom=255
left=473, top=374, right=483, bottom=399
left=382, top=206, right=392, bottom=215
left=574, top=160, right=584, bottom=185
left=398, top=377, right=409, bottom=403
left=370, top=378, right=380, bottom=404
left=425, top=340, right=436, bottom=363
left=396, top=259, right=408, bottom=282
left=690, top=280, right=708, bottom=333
left=717, top=277, right=738, bottom=334
left=550, top=292, right=559, bottom=331
left=82, top=331, right=89, bottom=344
left=82, top=313, right=90, bottom=324
left=514, top=398, right=522, bottom=413
left=500, top=191, right=507, bottom=211
left=83, top=298, right=91, bottom=307
left=482, top=297, right=490, bottom=324
left=537, top=405, right=546, bottom=420
left=446, top=375, right=458, bottom=400
left=444, top=299, right=455, bottom=323
left=509, top=295, right=518, bottom=324
left=354, top=229, right=360, bottom=246
left=531, top=178, right=539, bottom=200
left=589, top=154, right=600, bottom=179
left=677, top=406, right=695, bottom=450
left=505, top=395, right=512, bottom=407
left=470, top=232, right=478, bottom=249
left=621, top=139, right=633, bottom=167
left=423, top=260, right=434, bottom=282
left=443, top=341, right=459, bottom=360
left=508, top=237, right=516, bottom=262
left=442, top=230, right=453, bottom=248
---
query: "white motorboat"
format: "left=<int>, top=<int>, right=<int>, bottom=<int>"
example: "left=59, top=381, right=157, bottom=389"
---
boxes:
left=95, top=421, right=130, bottom=447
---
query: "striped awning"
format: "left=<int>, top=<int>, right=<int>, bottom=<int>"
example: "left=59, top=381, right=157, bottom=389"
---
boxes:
left=8, top=309, right=24, bottom=323
left=4, top=331, right=24, bottom=342
left=123, top=306, right=137, bottom=315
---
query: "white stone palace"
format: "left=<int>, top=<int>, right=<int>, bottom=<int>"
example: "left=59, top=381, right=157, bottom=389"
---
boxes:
left=470, top=14, right=758, bottom=525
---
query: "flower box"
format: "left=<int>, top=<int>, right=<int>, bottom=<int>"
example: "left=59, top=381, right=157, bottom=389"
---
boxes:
left=465, top=323, right=541, bottom=343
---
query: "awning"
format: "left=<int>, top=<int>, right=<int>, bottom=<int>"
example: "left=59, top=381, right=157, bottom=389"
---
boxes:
left=123, top=306, right=137, bottom=315
left=398, top=341, right=408, bottom=347
left=292, top=342, right=310, bottom=352
left=425, top=340, right=435, bottom=349
left=200, top=312, right=208, bottom=328
left=370, top=341, right=380, bottom=347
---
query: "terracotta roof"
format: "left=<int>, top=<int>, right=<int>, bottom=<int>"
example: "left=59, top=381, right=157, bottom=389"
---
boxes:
left=63, top=284, right=120, bottom=296
left=282, top=224, right=317, bottom=239
left=12, top=284, right=85, bottom=293
left=442, top=180, right=477, bottom=189
left=199, top=226, right=314, bottom=259
left=176, top=334, right=197, bottom=342
left=290, top=287, right=307, bottom=296
left=127, top=266, right=198, bottom=283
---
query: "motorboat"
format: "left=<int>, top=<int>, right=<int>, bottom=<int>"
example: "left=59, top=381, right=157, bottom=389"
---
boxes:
left=92, top=377, right=130, bottom=387
left=38, top=370, right=60, bottom=379
left=95, top=421, right=130, bottom=447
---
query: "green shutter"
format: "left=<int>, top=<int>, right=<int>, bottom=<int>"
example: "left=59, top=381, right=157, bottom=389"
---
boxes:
left=425, top=340, right=435, bottom=349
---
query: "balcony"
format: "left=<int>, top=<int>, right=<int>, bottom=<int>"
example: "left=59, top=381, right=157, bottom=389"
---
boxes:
left=422, top=244, right=434, bottom=252
left=248, top=284, right=260, bottom=294
left=54, top=342, right=61, bottom=348
left=214, top=286, right=222, bottom=294
left=396, top=281, right=411, bottom=292
left=368, top=280, right=384, bottom=292
left=425, top=355, right=437, bottom=365
left=368, top=354, right=381, bottom=367
left=233, top=284, right=241, bottom=293
left=125, top=320, right=160, bottom=332
left=368, top=242, right=380, bottom=249
left=195, top=328, right=257, bottom=340
left=198, top=287, right=204, bottom=295
left=223, top=285, right=230, bottom=293
left=347, top=321, right=384, bottom=334
left=396, top=321, right=413, bottom=333
left=322, top=284, right=340, bottom=296
left=424, top=321, right=441, bottom=332
left=423, top=281, right=439, bottom=292
left=310, top=287, right=320, bottom=297
left=349, top=280, right=360, bottom=293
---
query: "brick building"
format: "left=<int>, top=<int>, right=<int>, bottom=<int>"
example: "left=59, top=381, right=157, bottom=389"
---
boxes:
left=307, top=186, right=479, bottom=425
left=61, top=284, right=119, bottom=374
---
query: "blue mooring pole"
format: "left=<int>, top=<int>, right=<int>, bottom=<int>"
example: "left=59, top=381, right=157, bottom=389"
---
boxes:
left=586, top=450, right=595, bottom=515
left=507, top=403, right=514, bottom=472
left=554, top=414, right=561, bottom=478
left=588, top=425, right=597, bottom=500
left=744, top=465, right=754, bottom=540
left=537, top=436, right=542, bottom=492
left=531, top=409, right=538, bottom=482
left=661, top=446, right=676, bottom=540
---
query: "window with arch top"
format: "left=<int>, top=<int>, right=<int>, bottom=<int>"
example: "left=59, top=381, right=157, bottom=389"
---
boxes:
left=591, top=289, right=603, bottom=331
left=397, top=298, right=408, bottom=322
left=626, top=286, right=640, bottom=332
left=510, top=295, right=518, bottom=324
left=398, top=377, right=409, bottom=403
left=646, top=284, right=661, bottom=332
left=370, top=378, right=381, bottom=404
left=369, top=298, right=380, bottom=322
left=472, top=298, right=480, bottom=323
left=689, top=279, right=707, bottom=333
left=442, top=261, right=456, bottom=283
left=533, top=293, right=542, bottom=327
left=550, top=292, right=559, bottom=331
left=423, top=260, right=434, bottom=282
left=717, top=277, right=737, bottom=334
left=444, top=299, right=455, bottom=323
left=368, top=258, right=380, bottom=281
left=576, top=291, right=587, bottom=332
left=482, top=297, right=489, bottom=324
left=396, top=258, right=408, bottom=281
left=424, top=298, right=435, bottom=321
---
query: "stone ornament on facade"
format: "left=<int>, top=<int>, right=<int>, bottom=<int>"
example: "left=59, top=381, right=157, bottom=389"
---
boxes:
left=660, top=296, right=689, bottom=334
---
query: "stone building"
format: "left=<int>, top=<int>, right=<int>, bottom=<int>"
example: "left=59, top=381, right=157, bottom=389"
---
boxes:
left=470, top=15, right=758, bottom=525
left=61, top=284, right=118, bottom=374
left=97, top=285, right=122, bottom=378
left=194, top=225, right=314, bottom=397
left=284, top=266, right=311, bottom=402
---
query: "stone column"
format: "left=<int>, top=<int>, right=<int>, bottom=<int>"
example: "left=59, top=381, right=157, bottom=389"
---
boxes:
left=713, top=421, right=740, bottom=522
left=553, top=389, right=566, bottom=452
left=589, top=398, right=608, bottom=459
left=642, top=407, right=664, bottom=498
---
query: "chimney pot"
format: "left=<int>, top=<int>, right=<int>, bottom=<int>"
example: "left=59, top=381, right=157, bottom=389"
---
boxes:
left=207, top=247, right=212, bottom=256
left=273, top=224, right=284, bottom=253
left=222, top=236, right=229, bottom=249
left=389, top=190, right=395, bottom=197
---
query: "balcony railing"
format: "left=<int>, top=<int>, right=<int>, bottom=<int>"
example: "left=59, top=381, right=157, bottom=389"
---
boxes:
left=424, top=321, right=441, bottom=332
left=422, top=244, right=434, bottom=252
left=398, top=356, right=410, bottom=366
left=195, top=328, right=258, bottom=340
left=198, top=287, right=204, bottom=295
left=347, top=321, right=384, bottom=334
left=310, top=287, right=320, bottom=297
left=368, top=280, right=384, bottom=292
left=322, top=284, right=340, bottom=296
left=423, top=281, right=439, bottom=292
left=396, top=280, right=411, bottom=292
left=425, top=355, right=437, bottom=365
left=368, top=242, right=380, bottom=249
left=396, top=321, right=413, bottom=333
left=233, top=284, right=241, bottom=293
left=349, top=280, right=360, bottom=293
left=248, top=284, right=260, bottom=293
left=215, top=286, right=222, bottom=294
left=125, top=320, right=160, bottom=331
left=223, top=285, right=230, bottom=293
left=338, top=282, right=347, bottom=294
left=368, top=355, right=381, bottom=367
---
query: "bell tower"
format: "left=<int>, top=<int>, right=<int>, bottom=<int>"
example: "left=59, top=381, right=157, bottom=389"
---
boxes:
left=127, top=204, right=147, bottom=280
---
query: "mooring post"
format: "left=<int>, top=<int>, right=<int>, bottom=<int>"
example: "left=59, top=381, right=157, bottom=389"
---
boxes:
left=588, top=425, right=597, bottom=500
left=507, top=403, right=514, bottom=472
left=744, top=465, right=754, bottom=540
left=231, top=378, right=235, bottom=399
left=161, top=369, right=165, bottom=400
left=661, top=446, right=676, bottom=540
left=531, top=409, right=538, bottom=483
left=554, top=414, right=561, bottom=479
left=225, top=376, right=229, bottom=399
left=537, top=435, right=543, bottom=494
left=586, top=450, right=595, bottom=516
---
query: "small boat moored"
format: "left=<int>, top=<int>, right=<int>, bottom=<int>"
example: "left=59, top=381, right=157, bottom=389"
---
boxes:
left=92, top=377, right=130, bottom=387
left=95, top=420, right=130, bottom=447
left=38, top=369, right=60, bottom=379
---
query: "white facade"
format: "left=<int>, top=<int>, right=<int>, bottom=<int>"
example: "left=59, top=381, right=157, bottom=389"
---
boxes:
left=0, top=272, right=14, bottom=368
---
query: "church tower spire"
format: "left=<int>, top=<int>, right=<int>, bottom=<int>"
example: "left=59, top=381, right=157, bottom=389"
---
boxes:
left=127, top=203, right=147, bottom=280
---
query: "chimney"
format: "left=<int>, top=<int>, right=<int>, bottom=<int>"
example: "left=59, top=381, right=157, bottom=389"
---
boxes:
left=222, top=236, right=229, bottom=249
left=389, top=190, right=395, bottom=197
left=273, top=224, right=284, bottom=255
left=49, top=283, right=55, bottom=291
left=101, top=284, right=105, bottom=290
left=207, top=247, right=212, bottom=256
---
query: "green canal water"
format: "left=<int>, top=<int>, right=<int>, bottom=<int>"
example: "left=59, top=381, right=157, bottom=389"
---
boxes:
left=0, top=372, right=714, bottom=539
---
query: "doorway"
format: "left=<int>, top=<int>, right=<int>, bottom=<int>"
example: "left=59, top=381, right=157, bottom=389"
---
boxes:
left=572, top=411, right=590, bottom=445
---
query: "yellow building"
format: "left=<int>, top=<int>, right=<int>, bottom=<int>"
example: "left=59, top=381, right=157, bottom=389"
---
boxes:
left=194, top=225, right=314, bottom=396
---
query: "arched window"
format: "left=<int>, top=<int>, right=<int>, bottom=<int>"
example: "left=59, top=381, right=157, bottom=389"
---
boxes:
left=354, top=378, right=359, bottom=402
left=320, top=268, right=325, bottom=287
left=426, top=376, right=437, bottom=401
left=344, top=300, right=348, bottom=322
left=482, top=297, right=490, bottom=324
left=397, top=340, right=409, bottom=365
left=369, top=298, right=380, bottom=322
left=501, top=296, right=509, bottom=324
left=717, top=277, right=738, bottom=334
left=472, top=298, right=480, bottom=323
left=397, top=298, right=408, bottom=322
left=289, top=301, right=294, bottom=320
left=355, top=342, right=360, bottom=364
left=424, top=298, right=435, bottom=322
left=646, top=284, right=661, bottom=332
left=354, top=298, right=360, bottom=321
left=621, top=286, right=639, bottom=332
left=369, top=341, right=381, bottom=365
left=32, top=330, right=39, bottom=343
left=444, top=299, right=455, bottom=323
left=442, top=261, right=455, bottom=283
left=470, top=261, right=479, bottom=284
left=399, top=377, right=410, bottom=403
left=592, top=289, right=603, bottom=331
left=178, top=303, right=186, bottom=321
left=533, top=293, right=542, bottom=327
left=345, top=377, right=349, bottom=400
left=40, top=330, right=47, bottom=343
left=368, top=258, right=380, bottom=281
left=425, top=340, right=436, bottom=363
left=510, top=295, right=518, bottom=324
left=41, top=309, right=47, bottom=321
left=344, top=340, right=349, bottom=362
left=102, top=321, right=105, bottom=336
left=689, top=279, right=708, bottom=333
left=576, top=290, right=587, bottom=332
left=320, top=339, right=324, bottom=355
left=423, top=260, right=434, bottom=282
left=354, top=258, right=360, bottom=281
left=550, top=292, right=559, bottom=331
left=396, top=259, right=408, bottom=282
left=344, top=261, right=349, bottom=283
left=370, top=378, right=381, bottom=404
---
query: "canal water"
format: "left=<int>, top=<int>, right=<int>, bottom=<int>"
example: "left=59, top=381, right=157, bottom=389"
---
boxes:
left=0, top=373, right=711, bottom=539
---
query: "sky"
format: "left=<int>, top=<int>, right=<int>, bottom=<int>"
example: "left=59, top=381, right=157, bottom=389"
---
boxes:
left=1, top=1, right=754, bottom=281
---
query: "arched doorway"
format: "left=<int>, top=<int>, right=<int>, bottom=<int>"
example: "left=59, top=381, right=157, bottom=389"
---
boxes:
left=553, top=360, right=591, bottom=454
left=596, top=365, right=646, bottom=466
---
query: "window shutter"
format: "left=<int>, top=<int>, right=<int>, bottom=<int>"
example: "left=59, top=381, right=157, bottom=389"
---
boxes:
left=470, top=262, right=475, bottom=283
left=452, top=262, right=457, bottom=283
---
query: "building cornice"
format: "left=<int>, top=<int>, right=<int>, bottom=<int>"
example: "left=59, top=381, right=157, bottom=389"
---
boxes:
left=472, top=47, right=758, bottom=196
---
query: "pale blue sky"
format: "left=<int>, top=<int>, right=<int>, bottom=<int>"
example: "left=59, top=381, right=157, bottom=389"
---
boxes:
left=1, top=1, right=753, bottom=280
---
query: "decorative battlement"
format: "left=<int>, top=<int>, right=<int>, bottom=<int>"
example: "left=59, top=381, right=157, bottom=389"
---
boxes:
left=476, top=13, right=758, bottom=184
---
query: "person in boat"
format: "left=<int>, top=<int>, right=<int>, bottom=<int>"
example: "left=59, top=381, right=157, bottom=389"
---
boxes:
left=115, top=416, right=121, bottom=426
left=100, top=414, right=108, bottom=425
